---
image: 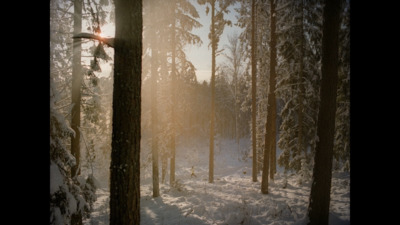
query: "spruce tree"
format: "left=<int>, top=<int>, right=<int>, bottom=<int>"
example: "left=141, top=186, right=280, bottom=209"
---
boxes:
left=307, top=0, right=341, bottom=224
left=109, top=0, right=142, bottom=223
left=251, top=0, right=258, bottom=182
left=333, top=0, right=350, bottom=172
left=276, top=0, right=323, bottom=179
left=261, top=0, right=277, bottom=194
left=198, top=0, right=233, bottom=184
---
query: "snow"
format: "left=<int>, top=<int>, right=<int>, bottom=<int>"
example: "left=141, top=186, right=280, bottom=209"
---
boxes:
left=50, top=162, right=64, bottom=195
left=84, top=138, right=350, bottom=225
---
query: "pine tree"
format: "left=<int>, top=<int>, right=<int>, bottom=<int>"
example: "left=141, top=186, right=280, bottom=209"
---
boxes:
left=222, top=33, right=244, bottom=146
left=261, top=0, right=277, bottom=194
left=50, top=1, right=103, bottom=224
left=215, top=69, right=235, bottom=138
left=275, top=0, right=323, bottom=179
left=109, top=0, right=142, bottom=223
left=198, top=0, right=233, bottom=184
left=169, top=0, right=178, bottom=186
left=150, top=3, right=160, bottom=197
left=50, top=77, right=89, bottom=225
left=167, top=0, right=202, bottom=186
left=237, top=0, right=277, bottom=180
left=307, top=0, right=341, bottom=223
left=333, top=0, right=350, bottom=172
left=141, top=0, right=202, bottom=187
left=71, top=0, right=83, bottom=183
left=50, top=2, right=90, bottom=222
left=70, top=1, right=84, bottom=223
left=251, top=0, right=258, bottom=182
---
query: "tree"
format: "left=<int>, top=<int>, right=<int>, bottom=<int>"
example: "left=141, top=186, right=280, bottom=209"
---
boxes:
left=51, top=0, right=109, bottom=223
left=261, top=0, right=277, bottom=194
left=169, top=0, right=178, bottom=186
left=198, top=0, right=233, bottom=184
left=222, top=32, right=245, bottom=146
left=50, top=76, right=89, bottom=225
left=109, top=0, right=142, bottom=224
left=275, top=0, right=323, bottom=182
left=70, top=1, right=83, bottom=223
left=333, top=0, right=350, bottom=172
left=150, top=0, right=160, bottom=197
left=140, top=0, right=202, bottom=187
left=251, top=0, right=258, bottom=182
left=71, top=0, right=83, bottom=185
left=166, top=0, right=202, bottom=186
left=215, top=69, right=235, bottom=138
left=307, top=0, right=341, bottom=224
left=50, top=2, right=90, bottom=222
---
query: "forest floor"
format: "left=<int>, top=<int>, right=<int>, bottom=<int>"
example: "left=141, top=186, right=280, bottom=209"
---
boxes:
left=84, top=138, right=350, bottom=225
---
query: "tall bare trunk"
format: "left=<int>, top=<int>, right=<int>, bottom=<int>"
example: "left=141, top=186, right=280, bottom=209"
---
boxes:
left=109, top=0, right=142, bottom=223
left=71, top=0, right=83, bottom=224
left=234, top=73, right=239, bottom=148
left=209, top=0, right=216, bottom=184
left=251, top=0, right=258, bottom=183
left=71, top=0, right=82, bottom=180
left=307, top=0, right=341, bottom=224
left=161, top=49, right=168, bottom=185
left=170, top=6, right=177, bottom=185
left=261, top=0, right=277, bottom=194
left=269, top=108, right=276, bottom=180
left=151, top=41, right=160, bottom=197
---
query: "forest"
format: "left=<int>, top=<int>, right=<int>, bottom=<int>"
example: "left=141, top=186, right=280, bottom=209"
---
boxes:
left=49, top=0, right=350, bottom=224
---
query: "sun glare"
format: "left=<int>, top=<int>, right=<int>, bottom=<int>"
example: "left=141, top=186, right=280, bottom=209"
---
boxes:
left=98, top=32, right=106, bottom=38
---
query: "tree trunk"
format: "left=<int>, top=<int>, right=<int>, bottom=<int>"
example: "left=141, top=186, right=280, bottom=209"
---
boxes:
left=161, top=48, right=168, bottom=185
left=109, top=0, right=142, bottom=224
left=234, top=72, right=239, bottom=148
left=261, top=0, right=277, bottom=194
left=269, top=107, right=276, bottom=180
left=251, top=0, right=258, bottom=183
left=71, top=0, right=82, bottom=181
left=270, top=0, right=277, bottom=182
left=170, top=5, right=177, bottom=186
left=151, top=43, right=160, bottom=197
left=71, top=0, right=83, bottom=224
left=307, top=0, right=341, bottom=224
left=208, top=0, right=216, bottom=184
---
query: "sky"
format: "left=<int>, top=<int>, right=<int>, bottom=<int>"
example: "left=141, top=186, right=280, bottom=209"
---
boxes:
left=96, top=1, right=243, bottom=83
left=184, top=2, right=244, bottom=82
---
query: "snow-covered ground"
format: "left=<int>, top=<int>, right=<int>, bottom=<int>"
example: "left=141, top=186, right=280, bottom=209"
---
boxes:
left=84, top=138, right=350, bottom=225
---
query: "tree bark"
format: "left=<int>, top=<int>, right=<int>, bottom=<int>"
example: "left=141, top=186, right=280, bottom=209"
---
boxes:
left=251, top=0, right=258, bottom=183
left=209, top=0, right=216, bottom=184
left=151, top=42, right=160, bottom=197
left=269, top=107, right=276, bottom=180
left=71, top=0, right=82, bottom=181
left=307, top=0, right=341, bottom=224
left=170, top=4, right=177, bottom=186
left=270, top=0, right=277, bottom=182
left=261, top=0, right=277, bottom=194
left=71, top=0, right=83, bottom=224
left=161, top=48, right=168, bottom=185
left=109, top=0, right=142, bottom=224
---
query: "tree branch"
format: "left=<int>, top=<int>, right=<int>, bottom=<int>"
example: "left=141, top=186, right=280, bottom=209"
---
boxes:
left=73, top=33, right=114, bottom=48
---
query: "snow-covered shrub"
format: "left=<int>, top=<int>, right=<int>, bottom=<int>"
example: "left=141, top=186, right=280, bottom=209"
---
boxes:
left=297, top=158, right=312, bottom=185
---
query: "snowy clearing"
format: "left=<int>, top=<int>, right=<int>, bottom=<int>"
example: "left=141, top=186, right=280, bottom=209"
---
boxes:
left=84, top=138, right=350, bottom=225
